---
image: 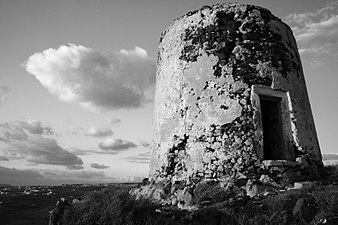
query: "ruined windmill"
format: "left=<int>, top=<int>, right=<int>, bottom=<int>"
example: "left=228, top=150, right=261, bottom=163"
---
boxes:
left=137, top=3, right=323, bottom=207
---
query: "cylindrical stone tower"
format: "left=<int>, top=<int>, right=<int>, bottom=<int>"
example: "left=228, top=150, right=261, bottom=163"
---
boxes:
left=150, top=3, right=322, bottom=185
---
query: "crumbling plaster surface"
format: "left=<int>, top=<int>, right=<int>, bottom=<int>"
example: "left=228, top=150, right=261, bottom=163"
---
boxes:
left=150, top=3, right=322, bottom=184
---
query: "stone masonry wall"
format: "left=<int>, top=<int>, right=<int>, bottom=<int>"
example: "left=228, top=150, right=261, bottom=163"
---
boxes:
left=150, top=3, right=322, bottom=187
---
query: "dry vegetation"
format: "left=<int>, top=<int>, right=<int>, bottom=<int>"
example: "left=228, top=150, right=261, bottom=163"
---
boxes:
left=63, top=165, right=338, bottom=225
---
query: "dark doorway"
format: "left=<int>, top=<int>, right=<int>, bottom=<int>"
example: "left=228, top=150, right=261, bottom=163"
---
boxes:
left=260, top=95, right=285, bottom=160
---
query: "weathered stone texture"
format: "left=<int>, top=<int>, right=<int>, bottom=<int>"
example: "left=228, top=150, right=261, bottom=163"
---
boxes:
left=150, top=3, right=322, bottom=187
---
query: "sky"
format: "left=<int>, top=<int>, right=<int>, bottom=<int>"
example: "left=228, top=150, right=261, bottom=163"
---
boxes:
left=0, top=0, right=338, bottom=185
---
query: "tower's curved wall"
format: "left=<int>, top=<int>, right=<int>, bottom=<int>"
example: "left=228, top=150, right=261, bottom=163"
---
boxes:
left=150, top=3, right=322, bottom=182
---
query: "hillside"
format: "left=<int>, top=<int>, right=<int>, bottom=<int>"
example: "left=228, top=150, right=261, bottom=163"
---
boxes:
left=62, top=165, right=338, bottom=225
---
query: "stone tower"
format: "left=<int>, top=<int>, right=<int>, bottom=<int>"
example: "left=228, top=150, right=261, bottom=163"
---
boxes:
left=150, top=3, right=322, bottom=185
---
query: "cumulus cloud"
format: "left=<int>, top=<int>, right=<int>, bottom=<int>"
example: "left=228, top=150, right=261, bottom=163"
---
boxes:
left=24, top=44, right=155, bottom=111
left=85, top=126, right=114, bottom=138
left=284, top=1, right=338, bottom=65
left=124, top=151, right=150, bottom=164
left=90, top=163, right=110, bottom=169
left=99, top=138, right=137, bottom=152
left=15, top=120, right=54, bottom=135
left=0, top=86, right=11, bottom=102
left=0, top=121, right=83, bottom=170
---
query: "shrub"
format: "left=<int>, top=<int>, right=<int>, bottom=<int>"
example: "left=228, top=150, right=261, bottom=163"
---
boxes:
left=320, top=164, right=338, bottom=184
left=63, top=166, right=338, bottom=225
left=309, top=185, right=338, bottom=221
left=63, top=186, right=163, bottom=225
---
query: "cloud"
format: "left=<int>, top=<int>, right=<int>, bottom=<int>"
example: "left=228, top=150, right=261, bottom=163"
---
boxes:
left=99, top=138, right=137, bottom=152
left=0, top=166, right=109, bottom=185
left=69, top=148, right=99, bottom=156
left=24, top=44, right=156, bottom=111
left=62, top=170, right=106, bottom=179
left=67, top=127, right=85, bottom=135
left=0, top=86, right=11, bottom=102
left=16, top=120, right=54, bottom=135
left=140, top=140, right=150, bottom=148
left=85, top=126, right=114, bottom=138
left=0, top=121, right=83, bottom=170
left=0, top=156, right=9, bottom=161
left=109, top=118, right=122, bottom=126
left=42, top=169, right=106, bottom=179
left=0, top=166, right=43, bottom=179
left=90, top=163, right=110, bottom=169
left=284, top=1, right=338, bottom=65
left=124, top=151, right=150, bottom=164
left=322, top=153, right=338, bottom=160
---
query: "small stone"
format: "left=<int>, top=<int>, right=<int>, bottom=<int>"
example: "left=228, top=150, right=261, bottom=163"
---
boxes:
left=237, top=172, right=246, bottom=179
left=246, top=180, right=258, bottom=197
left=296, top=156, right=309, bottom=169
left=244, top=137, right=252, bottom=146
left=178, top=190, right=194, bottom=207
left=151, top=188, right=166, bottom=201
left=239, top=99, right=247, bottom=105
left=171, top=197, right=178, bottom=206
left=261, top=189, right=277, bottom=197
left=292, top=181, right=313, bottom=189
left=259, top=174, right=272, bottom=184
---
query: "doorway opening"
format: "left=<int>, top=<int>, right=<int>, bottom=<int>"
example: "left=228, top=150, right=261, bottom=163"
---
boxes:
left=259, top=95, right=285, bottom=160
left=251, top=85, right=294, bottom=161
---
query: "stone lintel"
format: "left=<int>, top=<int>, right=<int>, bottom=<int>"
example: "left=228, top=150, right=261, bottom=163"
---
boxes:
left=263, top=160, right=297, bottom=167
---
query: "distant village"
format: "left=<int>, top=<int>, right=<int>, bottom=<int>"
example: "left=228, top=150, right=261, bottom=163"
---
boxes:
left=0, top=183, right=117, bottom=198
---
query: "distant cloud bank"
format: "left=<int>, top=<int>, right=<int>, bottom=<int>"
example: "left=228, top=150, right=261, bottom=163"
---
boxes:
left=0, top=165, right=109, bottom=185
left=24, top=44, right=156, bottom=111
left=0, top=166, right=43, bottom=179
left=322, top=153, right=338, bottom=161
left=0, top=121, right=83, bottom=170
left=284, top=1, right=338, bottom=66
left=90, top=163, right=110, bottom=169
left=124, top=151, right=150, bottom=164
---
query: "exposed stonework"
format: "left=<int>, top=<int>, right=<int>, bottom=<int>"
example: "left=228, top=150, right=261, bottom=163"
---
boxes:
left=139, top=3, right=323, bottom=209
